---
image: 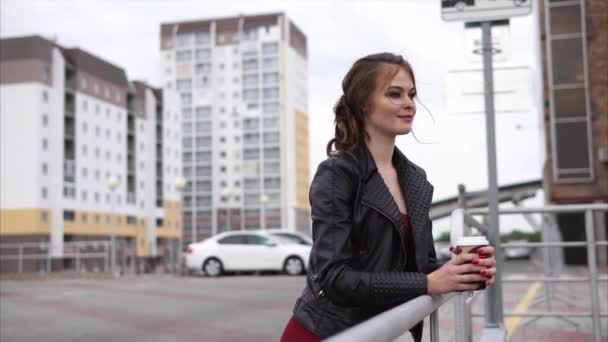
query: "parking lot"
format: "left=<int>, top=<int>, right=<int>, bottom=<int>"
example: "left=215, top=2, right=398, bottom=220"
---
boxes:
left=1, top=259, right=606, bottom=342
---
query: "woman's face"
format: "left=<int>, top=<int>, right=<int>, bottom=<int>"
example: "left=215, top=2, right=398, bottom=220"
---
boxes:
left=364, top=66, right=416, bottom=139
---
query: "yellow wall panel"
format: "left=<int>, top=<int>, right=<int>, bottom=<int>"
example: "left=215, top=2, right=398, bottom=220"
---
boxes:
left=295, top=111, right=310, bottom=209
left=0, top=209, right=50, bottom=235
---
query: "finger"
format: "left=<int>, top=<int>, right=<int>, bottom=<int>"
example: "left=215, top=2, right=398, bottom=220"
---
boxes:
left=459, top=273, right=487, bottom=283
left=453, top=253, right=477, bottom=265
left=473, top=257, right=496, bottom=268
left=457, top=263, right=485, bottom=274
left=449, top=246, right=462, bottom=254
left=482, top=267, right=496, bottom=276
left=478, top=246, right=495, bottom=257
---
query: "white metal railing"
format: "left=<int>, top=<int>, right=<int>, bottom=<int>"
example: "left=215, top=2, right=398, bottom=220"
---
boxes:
left=453, top=203, right=608, bottom=342
left=325, top=293, right=456, bottom=342
left=322, top=203, right=607, bottom=342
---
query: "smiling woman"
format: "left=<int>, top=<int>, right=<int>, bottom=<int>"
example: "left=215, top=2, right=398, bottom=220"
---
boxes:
left=281, top=53, right=497, bottom=342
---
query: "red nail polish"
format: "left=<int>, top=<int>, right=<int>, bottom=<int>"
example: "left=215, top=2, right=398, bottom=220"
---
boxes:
left=486, top=274, right=492, bottom=278
left=479, top=255, right=487, bottom=259
left=477, top=249, right=485, bottom=255
left=449, top=246, right=454, bottom=252
left=472, top=259, right=479, bottom=265
left=480, top=269, right=486, bottom=275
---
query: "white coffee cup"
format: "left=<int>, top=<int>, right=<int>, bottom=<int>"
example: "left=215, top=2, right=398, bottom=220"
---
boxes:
left=455, top=236, right=489, bottom=255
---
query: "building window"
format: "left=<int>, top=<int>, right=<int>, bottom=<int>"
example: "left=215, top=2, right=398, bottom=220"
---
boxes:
left=82, top=122, right=88, bottom=133
left=95, top=192, right=100, bottom=203
left=82, top=100, right=88, bottom=111
left=42, top=163, right=48, bottom=175
left=63, top=210, right=75, bottom=221
left=82, top=145, right=87, bottom=156
left=40, top=211, right=48, bottom=223
left=81, top=190, right=87, bottom=201
left=82, top=213, right=87, bottom=223
left=42, top=115, right=48, bottom=127
left=41, top=187, right=47, bottom=199
left=94, top=214, right=100, bottom=224
left=42, top=90, right=48, bottom=103
left=95, top=170, right=100, bottom=180
left=95, top=104, right=100, bottom=115
left=42, top=139, right=48, bottom=150
left=81, top=77, right=88, bottom=89
left=82, top=168, right=87, bottom=178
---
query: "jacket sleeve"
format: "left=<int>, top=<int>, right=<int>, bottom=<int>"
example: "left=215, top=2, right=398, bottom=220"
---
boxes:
left=424, top=218, right=442, bottom=273
left=308, top=157, right=428, bottom=307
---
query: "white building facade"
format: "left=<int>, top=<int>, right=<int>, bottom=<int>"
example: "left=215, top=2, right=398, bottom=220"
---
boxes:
left=0, top=35, right=182, bottom=272
left=160, top=13, right=311, bottom=245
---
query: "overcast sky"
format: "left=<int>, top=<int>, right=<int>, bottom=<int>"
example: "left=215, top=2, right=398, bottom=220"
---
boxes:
left=1, top=0, right=545, bottom=233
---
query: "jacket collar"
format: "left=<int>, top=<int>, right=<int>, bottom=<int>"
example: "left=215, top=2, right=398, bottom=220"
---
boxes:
left=355, top=143, right=434, bottom=262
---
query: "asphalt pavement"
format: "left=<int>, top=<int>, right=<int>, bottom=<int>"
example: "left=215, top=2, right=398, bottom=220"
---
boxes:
left=1, top=258, right=606, bottom=342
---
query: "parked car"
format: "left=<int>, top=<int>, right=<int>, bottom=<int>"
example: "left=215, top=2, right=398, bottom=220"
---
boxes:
left=185, top=231, right=311, bottom=277
left=503, top=239, right=534, bottom=260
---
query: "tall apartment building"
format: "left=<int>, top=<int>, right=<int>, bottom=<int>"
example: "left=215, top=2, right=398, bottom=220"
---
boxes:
left=539, top=0, right=607, bottom=264
left=160, top=13, right=310, bottom=245
left=0, top=35, right=182, bottom=272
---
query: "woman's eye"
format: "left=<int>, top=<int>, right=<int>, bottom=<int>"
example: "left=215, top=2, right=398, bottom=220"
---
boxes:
left=387, top=92, right=401, bottom=98
left=409, top=92, right=416, bottom=98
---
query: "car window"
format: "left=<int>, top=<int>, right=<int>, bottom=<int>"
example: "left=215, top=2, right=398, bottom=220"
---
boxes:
left=217, top=235, right=247, bottom=245
left=272, top=233, right=312, bottom=245
left=246, top=234, right=270, bottom=245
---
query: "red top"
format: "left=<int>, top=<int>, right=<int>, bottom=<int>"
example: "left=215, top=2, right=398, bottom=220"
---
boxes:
left=402, top=214, right=417, bottom=271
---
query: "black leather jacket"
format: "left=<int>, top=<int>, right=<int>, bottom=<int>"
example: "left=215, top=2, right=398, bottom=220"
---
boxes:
left=292, top=144, right=440, bottom=341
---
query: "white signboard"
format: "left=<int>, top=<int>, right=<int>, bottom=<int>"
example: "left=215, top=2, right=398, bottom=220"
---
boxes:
left=445, top=66, right=533, bottom=114
left=441, top=0, right=532, bottom=22
left=465, top=22, right=511, bottom=63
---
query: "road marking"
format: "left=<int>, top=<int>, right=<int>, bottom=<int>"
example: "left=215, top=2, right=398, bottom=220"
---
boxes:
left=505, top=281, right=542, bottom=338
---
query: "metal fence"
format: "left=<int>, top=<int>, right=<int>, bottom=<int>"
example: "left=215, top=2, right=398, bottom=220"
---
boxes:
left=0, top=240, right=112, bottom=274
left=322, top=203, right=608, bottom=342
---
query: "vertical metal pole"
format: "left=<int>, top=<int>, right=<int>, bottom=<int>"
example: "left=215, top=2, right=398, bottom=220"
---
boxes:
left=110, top=192, right=117, bottom=276
left=481, top=20, right=505, bottom=329
left=76, top=247, right=80, bottom=273
left=47, top=248, right=51, bottom=273
left=18, top=245, right=23, bottom=274
left=585, top=210, right=601, bottom=342
left=104, top=241, right=109, bottom=272
left=430, top=310, right=439, bottom=342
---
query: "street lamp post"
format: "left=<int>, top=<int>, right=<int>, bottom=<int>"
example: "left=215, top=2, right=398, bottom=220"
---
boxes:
left=260, top=194, right=269, bottom=230
left=221, top=188, right=233, bottom=232
left=175, top=176, right=187, bottom=275
left=108, top=176, right=119, bottom=277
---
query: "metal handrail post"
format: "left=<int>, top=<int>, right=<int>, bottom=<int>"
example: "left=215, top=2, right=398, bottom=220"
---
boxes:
left=585, top=210, right=601, bottom=342
left=430, top=310, right=439, bottom=342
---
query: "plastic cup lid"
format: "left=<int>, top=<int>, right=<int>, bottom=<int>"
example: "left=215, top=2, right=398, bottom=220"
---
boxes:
left=456, top=236, right=489, bottom=246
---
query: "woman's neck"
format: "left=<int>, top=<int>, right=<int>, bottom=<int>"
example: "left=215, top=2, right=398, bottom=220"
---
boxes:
left=365, top=133, right=396, bottom=170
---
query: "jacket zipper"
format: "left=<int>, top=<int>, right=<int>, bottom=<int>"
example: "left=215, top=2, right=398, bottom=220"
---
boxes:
left=361, top=201, right=408, bottom=265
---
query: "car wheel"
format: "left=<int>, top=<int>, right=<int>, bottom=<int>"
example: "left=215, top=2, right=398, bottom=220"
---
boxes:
left=203, top=258, right=223, bottom=277
left=284, top=256, right=304, bottom=276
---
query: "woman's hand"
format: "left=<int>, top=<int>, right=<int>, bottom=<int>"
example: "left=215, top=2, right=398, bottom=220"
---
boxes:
left=475, top=245, right=497, bottom=287
left=426, top=245, right=497, bottom=295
